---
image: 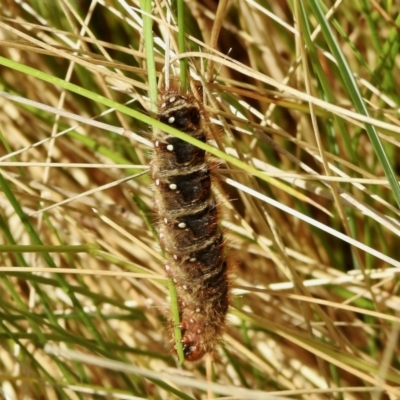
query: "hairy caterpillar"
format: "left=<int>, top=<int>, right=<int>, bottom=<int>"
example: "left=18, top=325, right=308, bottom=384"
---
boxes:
left=150, top=89, right=229, bottom=361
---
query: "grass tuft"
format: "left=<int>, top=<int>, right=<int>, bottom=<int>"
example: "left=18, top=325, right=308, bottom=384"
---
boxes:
left=0, top=1, right=399, bottom=399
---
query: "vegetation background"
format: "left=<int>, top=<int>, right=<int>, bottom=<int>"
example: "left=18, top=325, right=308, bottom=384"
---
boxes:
left=0, top=0, right=399, bottom=399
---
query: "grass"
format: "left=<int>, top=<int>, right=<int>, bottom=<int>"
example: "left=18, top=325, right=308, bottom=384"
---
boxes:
left=0, top=0, right=399, bottom=399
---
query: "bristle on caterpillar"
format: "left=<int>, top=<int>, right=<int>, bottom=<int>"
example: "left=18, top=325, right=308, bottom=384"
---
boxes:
left=150, top=89, right=229, bottom=361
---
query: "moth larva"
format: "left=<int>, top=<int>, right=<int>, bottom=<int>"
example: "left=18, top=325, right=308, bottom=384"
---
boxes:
left=151, top=89, right=229, bottom=361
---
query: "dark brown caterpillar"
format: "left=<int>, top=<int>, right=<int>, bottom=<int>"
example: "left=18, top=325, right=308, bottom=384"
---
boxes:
left=150, top=89, right=229, bottom=361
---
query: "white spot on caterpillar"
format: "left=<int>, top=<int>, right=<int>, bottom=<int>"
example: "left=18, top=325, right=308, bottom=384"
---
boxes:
left=189, top=258, right=196, bottom=262
left=164, top=218, right=168, bottom=224
left=183, top=285, right=187, bottom=290
left=155, top=179, right=160, bottom=185
left=173, top=254, right=178, bottom=260
left=168, top=116, right=175, bottom=124
left=165, top=264, right=170, bottom=271
left=169, top=183, right=177, bottom=190
left=173, top=278, right=177, bottom=283
left=189, top=318, right=194, bottom=323
left=155, top=140, right=159, bottom=147
left=178, top=222, right=186, bottom=229
left=161, top=102, right=166, bottom=108
left=166, top=144, right=174, bottom=151
left=195, top=308, right=200, bottom=313
left=197, top=329, right=202, bottom=334
left=169, top=97, right=176, bottom=103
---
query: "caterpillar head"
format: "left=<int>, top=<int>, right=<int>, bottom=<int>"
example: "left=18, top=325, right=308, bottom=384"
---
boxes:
left=180, top=318, right=207, bottom=362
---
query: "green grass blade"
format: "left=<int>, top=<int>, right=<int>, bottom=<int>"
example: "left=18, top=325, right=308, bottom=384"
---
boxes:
left=310, top=0, right=400, bottom=209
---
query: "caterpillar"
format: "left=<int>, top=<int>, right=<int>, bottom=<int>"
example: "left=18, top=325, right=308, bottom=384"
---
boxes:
left=150, top=89, right=229, bottom=361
